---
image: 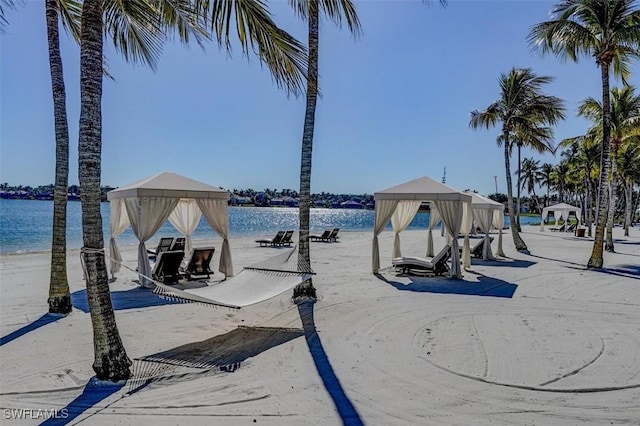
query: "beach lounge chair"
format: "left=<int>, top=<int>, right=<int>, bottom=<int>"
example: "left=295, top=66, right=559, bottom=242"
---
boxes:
left=171, top=237, right=186, bottom=251
left=459, top=236, right=495, bottom=258
left=550, top=223, right=566, bottom=232
left=256, top=231, right=286, bottom=247
left=182, top=246, right=215, bottom=281
left=151, top=250, right=185, bottom=284
left=147, top=237, right=174, bottom=261
left=310, top=230, right=331, bottom=242
left=328, top=228, right=340, bottom=242
left=566, top=223, right=577, bottom=233
left=280, top=230, right=294, bottom=247
left=392, top=244, right=451, bottom=276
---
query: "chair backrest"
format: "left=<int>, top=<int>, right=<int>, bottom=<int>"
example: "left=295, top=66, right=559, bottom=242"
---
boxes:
left=171, top=237, right=186, bottom=251
left=319, top=230, right=331, bottom=239
left=156, top=237, right=174, bottom=254
left=329, top=228, right=340, bottom=239
left=186, top=247, right=215, bottom=274
left=282, top=230, right=294, bottom=243
left=432, top=244, right=451, bottom=264
left=152, top=250, right=185, bottom=283
left=272, top=231, right=286, bottom=244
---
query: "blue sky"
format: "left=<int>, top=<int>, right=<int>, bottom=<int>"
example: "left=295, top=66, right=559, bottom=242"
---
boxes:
left=1, top=1, right=634, bottom=196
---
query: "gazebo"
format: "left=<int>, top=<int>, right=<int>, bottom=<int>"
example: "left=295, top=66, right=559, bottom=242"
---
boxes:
left=107, top=172, right=232, bottom=286
left=464, top=191, right=506, bottom=260
left=539, top=203, right=581, bottom=231
left=372, top=176, right=472, bottom=278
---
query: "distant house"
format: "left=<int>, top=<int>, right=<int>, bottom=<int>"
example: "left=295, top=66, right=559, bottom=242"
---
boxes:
left=230, top=194, right=252, bottom=206
left=341, top=200, right=363, bottom=209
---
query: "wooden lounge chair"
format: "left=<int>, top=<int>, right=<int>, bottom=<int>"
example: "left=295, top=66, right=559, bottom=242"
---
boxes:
left=327, top=228, right=340, bottom=242
left=171, top=237, right=186, bottom=251
left=255, top=231, right=286, bottom=247
left=392, top=245, right=451, bottom=276
left=147, top=237, right=174, bottom=261
left=182, top=246, right=215, bottom=281
left=151, top=250, right=185, bottom=284
left=280, top=230, right=294, bottom=247
left=310, top=230, right=331, bottom=242
left=566, top=223, right=577, bottom=233
left=550, top=223, right=566, bottom=232
left=459, top=236, right=495, bottom=258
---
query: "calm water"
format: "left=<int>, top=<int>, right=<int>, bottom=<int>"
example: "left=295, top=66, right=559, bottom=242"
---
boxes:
left=0, top=199, right=540, bottom=254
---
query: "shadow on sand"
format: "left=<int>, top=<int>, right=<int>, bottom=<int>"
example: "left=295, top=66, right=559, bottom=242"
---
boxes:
left=375, top=273, right=518, bottom=298
left=529, top=254, right=640, bottom=280
left=297, top=300, right=364, bottom=426
left=0, top=313, right=64, bottom=347
left=127, top=326, right=304, bottom=394
left=470, top=258, right=536, bottom=268
left=39, top=377, right=124, bottom=426
left=71, top=287, right=179, bottom=313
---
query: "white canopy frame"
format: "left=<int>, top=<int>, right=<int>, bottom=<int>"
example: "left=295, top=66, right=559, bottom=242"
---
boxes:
left=372, top=176, right=472, bottom=279
left=463, top=191, right=505, bottom=260
left=107, top=172, right=232, bottom=287
left=539, top=203, right=581, bottom=231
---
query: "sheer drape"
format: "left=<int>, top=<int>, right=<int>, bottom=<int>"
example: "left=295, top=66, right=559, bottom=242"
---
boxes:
left=433, top=200, right=464, bottom=278
left=492, top=209, right=505, bottom=257
left=426, top=203, right=441, bottom=257
left=196, top=198, right=233, bottom=277
left=391, top=201, right=422, bottom=258
left=125, top=197, right=180, bottom=287
left=108, top=199, right=130, bottom=277
left=473, top=207, right=495, bottom=260
left=372, top=200, right=398, bottom=273
left=461, top=202, right=472, bottom=268
left=168, top=199, right=202, bottom=257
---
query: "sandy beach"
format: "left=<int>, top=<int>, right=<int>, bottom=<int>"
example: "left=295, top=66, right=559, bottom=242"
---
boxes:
left=1, top=226, right=639, bottom=425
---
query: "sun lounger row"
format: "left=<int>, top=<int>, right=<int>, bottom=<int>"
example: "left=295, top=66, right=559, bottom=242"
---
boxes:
left=392, top=244, right=451, bottom=276
left=549, top=223, right=577, bottom=232
left=255, top=230, right=294, bottom=247
left=310, top=228, right=340, bottom=242
left=151, top=246, right=215, bottom=284
left=147, top=237, right=186, bottom=261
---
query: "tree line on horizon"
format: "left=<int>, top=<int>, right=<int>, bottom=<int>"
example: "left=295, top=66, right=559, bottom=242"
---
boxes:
left=1, top=0, right=638, bottom=384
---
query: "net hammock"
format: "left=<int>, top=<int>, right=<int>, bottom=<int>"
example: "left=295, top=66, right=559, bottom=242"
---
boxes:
left=153, top=247, right=315, bottom=310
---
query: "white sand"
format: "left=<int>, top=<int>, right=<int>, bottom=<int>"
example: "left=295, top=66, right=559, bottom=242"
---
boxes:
left=1, top=226, right=639, bottom=425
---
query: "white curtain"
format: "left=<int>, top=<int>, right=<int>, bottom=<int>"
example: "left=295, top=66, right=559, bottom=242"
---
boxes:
left=108, top=199, right=130, bottom=277
left=196, top=198, right=233, bottom=277
left=539, top=209, right=549, bottom=231
left=461, top=202, right=473, bottom=268
left=433, top=200, right=464, bottom=279
left=492, top=209, right=505, bottom=257
left=168, top=199, right=202, bottom=257
left=426, top=203, right=441, bottom=257
left=125, top=197, right=180, bottom=287
left=473, top=206, right=495, bottom=260
left=372, top=200, right=398, bottom=273
left=391, top=201, right=422, bottom=258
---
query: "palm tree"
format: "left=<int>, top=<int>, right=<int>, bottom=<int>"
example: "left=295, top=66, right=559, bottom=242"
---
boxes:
left=618, top=140, right=640, bottom=235
left=540, top=162, right=555, bottom=206
left=470, top=67, right=565, bottom=252
left=46, top=0, right=81, bottom=315
left=290, top=0, right=360, bottom=300
left=77, top=0, right=308, bottom=380
left=529, top=0, right=640, bottom=268
left=574, top=86, right=640, bottom=251
left=518, top=157, right=542, bottom=212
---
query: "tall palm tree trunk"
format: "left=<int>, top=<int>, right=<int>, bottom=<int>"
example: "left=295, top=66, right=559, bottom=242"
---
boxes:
left=504, top=135, right=528, bottom=252
left=624, top=180, right=632, bottom=236
left=293, top=0, right=319, bottom=300
left=588, top=65, right=612, bottom=269
left=516, top=144, right=522, bottom=231
left=605, top=141, right=618, bottom=252
left=46, top=0, right=71, bottom=314
left=585, top=174, right=593, bottom=237
left=79, top=0, right=131, bottom=381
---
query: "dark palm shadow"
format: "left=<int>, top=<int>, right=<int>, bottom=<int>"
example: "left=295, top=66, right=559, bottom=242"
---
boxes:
left=39, top=377, right=124, bottom=426
left=529, top=254, right=640, bottom=280
left=71, top=287, right=179, bottom=313
left=127, top=326, right=304, bottom=395
left=375, top=273, right=517, bottom=298
left=0, top=313, right=64, bottom=347
left=297, top=300, right=364, bottom=426
left=471, top=258, right=536, bottom=268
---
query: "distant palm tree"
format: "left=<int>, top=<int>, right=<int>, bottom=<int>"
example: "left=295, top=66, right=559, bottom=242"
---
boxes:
left=574, top=86, right=640, bottom=251
left=290, top=0, right=361, bottom=299
left=539, top=162, right=555, bottom=207
left=518, top=157, right=542, bottom=212
left=470, top=67, right=565, bottom=252
left=529, top=0, right=640, bottom=268
left=618, top=141, right=640, bottom=235
left=77, top=0, right=308, bottom=381
left=551, top=160, right=570, bottom=203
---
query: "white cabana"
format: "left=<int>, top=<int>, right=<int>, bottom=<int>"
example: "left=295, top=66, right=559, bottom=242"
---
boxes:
left=464, top=191, right=505, bottom=259
left=107, top=172, right=232, bottom=286
left=539, top=203, right=581, bottom=231
left=372, top=176, right=472, bottom=278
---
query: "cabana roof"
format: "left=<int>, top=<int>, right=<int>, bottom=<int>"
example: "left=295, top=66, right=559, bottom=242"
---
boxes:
left=107, top=171, right=229, bottom=200
left=464, top=191, right=504, bottom=210
left=374, top=176, right=472, bottom=202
